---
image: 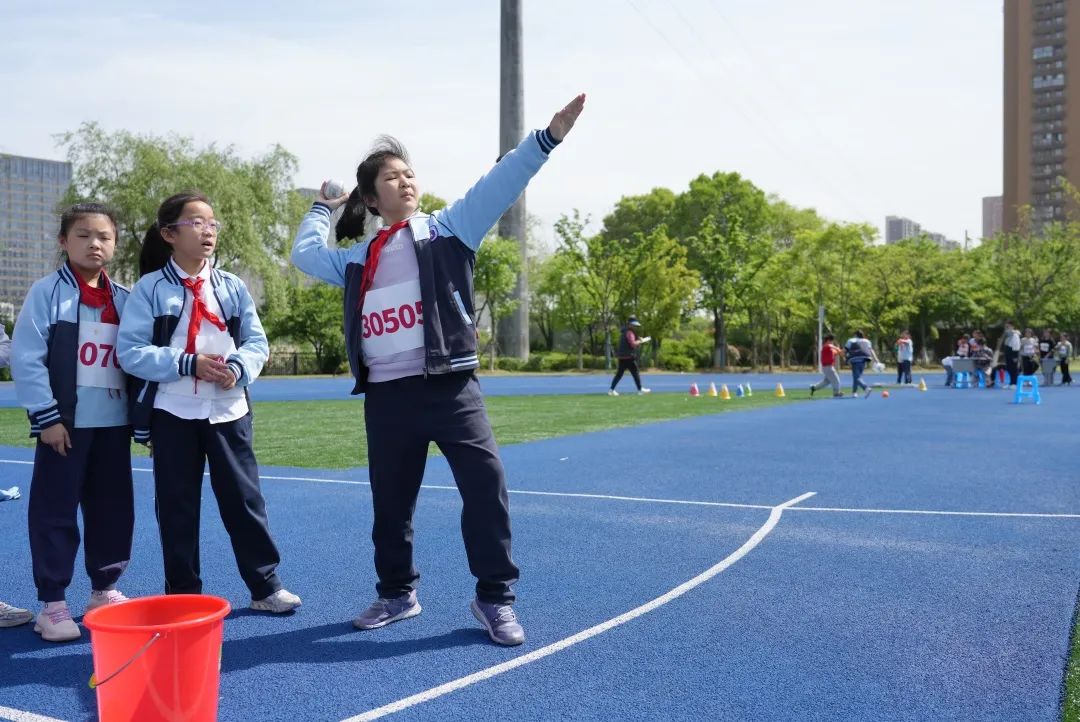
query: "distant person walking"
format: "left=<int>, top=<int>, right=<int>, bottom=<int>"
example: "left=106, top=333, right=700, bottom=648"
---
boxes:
left=609, top=316, right=651, bottom=396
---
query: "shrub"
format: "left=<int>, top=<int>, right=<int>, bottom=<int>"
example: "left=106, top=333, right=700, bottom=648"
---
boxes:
left=661, top=354, right=696, bottom=372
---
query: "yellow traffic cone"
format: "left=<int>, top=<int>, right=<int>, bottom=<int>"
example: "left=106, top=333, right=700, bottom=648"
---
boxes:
left=775, top=382, right=786, bottom=398
left=707, top=382, right=718, bottom=397
left=720, top=384, right=731, bottom=400
left=918, top=377, right=927, bottom=392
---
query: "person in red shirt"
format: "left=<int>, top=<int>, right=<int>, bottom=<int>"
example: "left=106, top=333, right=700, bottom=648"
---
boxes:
left=608, top=316, right=651, bottom=396
left=810, top=334, right=843, bottom=398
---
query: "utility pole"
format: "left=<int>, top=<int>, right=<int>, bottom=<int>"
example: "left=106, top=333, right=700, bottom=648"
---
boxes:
left=498, top=0, right=529, bottom=359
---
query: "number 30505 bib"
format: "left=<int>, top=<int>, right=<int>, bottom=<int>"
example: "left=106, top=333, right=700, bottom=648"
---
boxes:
left=361, top=280, right=425, bottom=357
left=76, top=321, right=124, bottom=390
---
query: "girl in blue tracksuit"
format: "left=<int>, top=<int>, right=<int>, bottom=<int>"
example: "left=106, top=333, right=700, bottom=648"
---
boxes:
left=291, top=93, right=586, bottom=646
left=11, top=203, right=134, bottom=642
left=117, top=191, right=300, bottom=614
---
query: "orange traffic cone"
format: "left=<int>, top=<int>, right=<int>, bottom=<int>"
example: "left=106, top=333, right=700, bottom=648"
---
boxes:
left=689, top=383, right=700, bottom=397
left=720, top=384, right=731, bottom=400
left=707, top=382, right=718, bottom=397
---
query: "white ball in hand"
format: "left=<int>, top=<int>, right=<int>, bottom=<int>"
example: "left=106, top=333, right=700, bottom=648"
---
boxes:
left=323, top=179, right=345, bottom=199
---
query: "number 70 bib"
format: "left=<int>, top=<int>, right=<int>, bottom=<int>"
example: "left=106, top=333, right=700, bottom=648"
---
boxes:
left=76, top=321, right=125, bottom=390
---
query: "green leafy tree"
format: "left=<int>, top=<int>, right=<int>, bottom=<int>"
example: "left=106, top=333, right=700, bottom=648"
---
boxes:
left=671, top=172, right=773, bottom=367
left=57, top=122, right=307, bottom=314
left=263, top=283, right=345, bottom=374
left=474, top=236, right=522, bottom=369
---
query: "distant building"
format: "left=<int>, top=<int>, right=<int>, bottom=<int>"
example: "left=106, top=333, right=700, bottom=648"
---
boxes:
left=1004, top=0, right=1080, bottom=229
left=982, top=195, right=1004, bottom=239
left=886, top=215, right=960, bottom=249
left=885, top=216, right=921, bottom=243
left=0, top=154, right=72, bottom=312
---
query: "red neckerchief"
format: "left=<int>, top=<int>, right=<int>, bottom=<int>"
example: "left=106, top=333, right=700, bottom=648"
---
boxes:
left=181, top=276, right=226, bottom=354
left=74, top=267, right=119, bottom=325
left=356, top=220, right=410, bottom=311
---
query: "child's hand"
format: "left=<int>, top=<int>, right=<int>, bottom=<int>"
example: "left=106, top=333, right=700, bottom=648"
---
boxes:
left=318, top=181, right=351, bottom=210
left=195, top=354, right=231, bottom=383
left=41, top=423, right=72, bottom=457
left=217, top=367, right=238, bottom=391
left=548, top=93, right=586, bottom=141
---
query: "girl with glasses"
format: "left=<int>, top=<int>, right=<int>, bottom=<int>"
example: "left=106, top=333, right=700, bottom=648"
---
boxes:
left=117, top=191, right=300, bottom=614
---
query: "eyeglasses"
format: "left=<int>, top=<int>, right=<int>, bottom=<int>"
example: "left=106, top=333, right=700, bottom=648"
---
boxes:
left=170, top=219, right=223, bottom=234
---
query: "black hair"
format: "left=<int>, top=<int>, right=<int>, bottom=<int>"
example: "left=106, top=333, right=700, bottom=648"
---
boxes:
left=59, top=202, right=119, bottom=238
left=336, top=135, right=410, bottom=241
left=140, top=191, right=212, bottom=277
left=56, top=202, right=120, bottom=266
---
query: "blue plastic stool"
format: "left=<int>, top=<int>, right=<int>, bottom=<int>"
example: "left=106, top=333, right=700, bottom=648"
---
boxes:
left=953, top=370, right=972, bottom=389
left=1014, top=374, right=1041, bottom=404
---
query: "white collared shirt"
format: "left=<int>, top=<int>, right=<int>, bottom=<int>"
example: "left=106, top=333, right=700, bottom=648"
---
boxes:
left=154, top=259, right=248, bottom=424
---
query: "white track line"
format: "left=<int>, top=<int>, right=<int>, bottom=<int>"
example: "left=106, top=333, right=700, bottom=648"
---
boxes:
left=0, top=706, right=67, bottom=722
left=0, top=459, right=1077, bottom=518
left=340, top=491, right=815, bottom=722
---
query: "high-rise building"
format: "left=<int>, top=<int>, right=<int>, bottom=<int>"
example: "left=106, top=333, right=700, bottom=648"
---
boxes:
left=885, top=215, right=921, bottom=243
left=0, top=154, right=72, bottom=311
left=982, top=195, right=1004, bottom=239
left=1004, top=0, right=1080, bottom=230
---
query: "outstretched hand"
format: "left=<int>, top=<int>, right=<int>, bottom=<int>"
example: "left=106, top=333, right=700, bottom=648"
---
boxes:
left=547, top=93, right=586, bottom=142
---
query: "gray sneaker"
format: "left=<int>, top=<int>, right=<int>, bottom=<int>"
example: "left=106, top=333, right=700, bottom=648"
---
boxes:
left=470, top=599, right=525, bottom=646
left=353, top=591, right=421, bottom=630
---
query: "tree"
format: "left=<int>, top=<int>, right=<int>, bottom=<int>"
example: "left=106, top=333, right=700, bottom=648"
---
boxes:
left=263, top=283, right=345, bottom=374
left=474, top=236, right=522, bottom=369
left=57, top=122, right=308, bottom=314
left=671, top=172, right=773, bottom=368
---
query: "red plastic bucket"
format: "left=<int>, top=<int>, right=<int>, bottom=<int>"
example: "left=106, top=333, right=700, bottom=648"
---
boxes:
left=83, top=595, right=231, bottom=722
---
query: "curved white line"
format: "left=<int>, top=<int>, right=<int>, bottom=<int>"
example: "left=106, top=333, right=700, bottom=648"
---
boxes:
left=340, top=491, right=815, bottom=722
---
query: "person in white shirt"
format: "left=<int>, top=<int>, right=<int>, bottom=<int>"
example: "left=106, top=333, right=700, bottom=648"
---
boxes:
left=117, top=192, right=300, bottom=614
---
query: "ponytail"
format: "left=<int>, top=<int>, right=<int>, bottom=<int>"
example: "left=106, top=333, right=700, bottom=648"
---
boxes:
left=335, top=188, right=369, bottom=242
left=335, top=135, right=411, bottom=241
left=139, top=222, right=172, bottom=276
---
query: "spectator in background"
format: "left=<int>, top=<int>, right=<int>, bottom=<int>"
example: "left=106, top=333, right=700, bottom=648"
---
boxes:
left=1039, top=328, right=1057, bottom=385
left=1057, top=332, right=1073, bottom=386
left=1001, top=321, right=1021, bottom=388
left=894, top=330, right=914, bottom=386
left=1020, top=328, right=1040, bottom=376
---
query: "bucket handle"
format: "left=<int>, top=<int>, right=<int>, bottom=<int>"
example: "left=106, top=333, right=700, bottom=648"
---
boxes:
left=88, top=632, right=162, bottom=689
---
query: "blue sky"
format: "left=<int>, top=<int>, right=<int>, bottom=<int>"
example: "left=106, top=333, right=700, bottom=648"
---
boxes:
left=0, top=1, right=1002, bottom=246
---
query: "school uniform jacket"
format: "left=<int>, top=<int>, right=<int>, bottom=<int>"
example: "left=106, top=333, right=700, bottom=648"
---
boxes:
left=291, top=129, right=561, bottom=394
left=116, top=263, right=267, bottom=444
left=11, top=264, right=130, bottom=437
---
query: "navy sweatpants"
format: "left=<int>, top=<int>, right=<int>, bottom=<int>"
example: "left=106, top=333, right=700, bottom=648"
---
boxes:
left=150, top=410, right=281, bottom=600
left=28, top=425, right=134, bottom=603
left=364, top=372, right=518, bottom=605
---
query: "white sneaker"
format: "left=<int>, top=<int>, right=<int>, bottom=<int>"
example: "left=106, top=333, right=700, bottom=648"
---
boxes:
left=0, top=601, right=33, bottom=628
left=251, top=588, right=302, bottom=614
left=34, top=602, right=80, bottom=642
left=87, top=589, right=129, bottom=613
left=638, top=388, right=651, bottom=395
left=607, top=389, right=619, bottom=396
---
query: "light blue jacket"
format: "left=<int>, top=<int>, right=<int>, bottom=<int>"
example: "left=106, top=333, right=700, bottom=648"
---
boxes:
left=117, top=261, right=267, bottom=442
left=12, top=264, right=131, bottom=434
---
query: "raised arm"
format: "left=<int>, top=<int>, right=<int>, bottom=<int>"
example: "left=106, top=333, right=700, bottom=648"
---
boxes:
left=437, top=94, right=586, bottom=251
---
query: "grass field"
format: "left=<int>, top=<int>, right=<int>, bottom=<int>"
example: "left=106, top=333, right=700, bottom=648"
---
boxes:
left=0, top=391, right=800, bottom=468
